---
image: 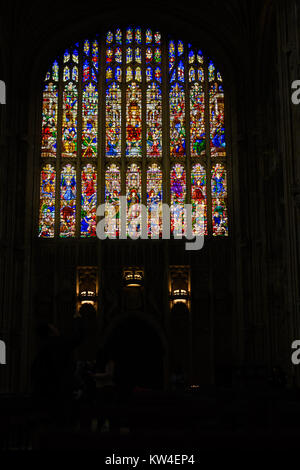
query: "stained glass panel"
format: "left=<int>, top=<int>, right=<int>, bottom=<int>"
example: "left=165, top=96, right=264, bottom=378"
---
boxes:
left=126, top=82, right=142, bottom=157
left=126, top=164, right=141, bottom=237
left=105, top=164, right=121, bottom=238
left=106, top=82, right=121, bottom=157
left=211, top=164, right=228, bottom=236
left=146, top=29, right=152, bottom=44
left=210, top=82, right=226, bottom=157
left=170, top=164, right=186, bottom=235
left=60, top=165, right=76, bottom=237
left=39, top=164, right=56, bottom=238
left=81, top=164, right=97, bottom=237
left=41, top=83, right=58, bottom=157
left=82, top=83, right=98, bottom=157
left=62, top=83, right=78, bottom=157
left=146, top=83, right=162, bottom=157
left=147, top=164, right=162, bottom=237
left=191, top=164, right=207, bottom=235
left=170, top=84, right=185, bottom=157
left=190, top=83, right=205, bottom=156
left=52, top=61, right=59, bottom=81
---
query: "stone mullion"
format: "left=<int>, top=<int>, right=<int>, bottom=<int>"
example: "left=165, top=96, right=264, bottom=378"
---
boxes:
left=204, top=58, right=212, bottom=237
left=76, top=43, right=83, bottom=239
left=54, top=58, right=64, bottom=239
left=163, top=39, right=170, bottom=208
left=185, top=46, right=191, bottom=207
left=99, top=36, right=106, bottom=214
left=121, top=34, right=126, bottom=211
left=141, top=36, right=147, bottom=209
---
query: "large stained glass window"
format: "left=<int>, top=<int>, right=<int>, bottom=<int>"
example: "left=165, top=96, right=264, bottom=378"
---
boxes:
left=38, top=28, right=229, bottom=239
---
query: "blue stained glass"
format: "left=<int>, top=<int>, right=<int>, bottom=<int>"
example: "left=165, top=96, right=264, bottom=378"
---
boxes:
left=135, top=28, right=142, bottom=44
left=171, top=70, right=176, bottom=83
left=146, top=67, right=153, bottom=82
left=116, top=29, right=122, bottom=44
left=189, top=67, right=196, bottom=82
left=208, top=61, right=215, bottom=81
left=52, top=61, right=59, bottom=81
left=178, top=41, right=184, bottom=56
left=115, top=67, right=122, bottom=82
left=72, top=66, right=78, bottom=81
left=106, top=31, right=113, bottom=44
left=197, top=50, right=204, bottom=63
left=84, top=40, right=89, bottom=56
left=115, top=47, right=122, bottom=63
left=126, top=28, right=133, bottom=44
left=72, top=49, right=79, bottom=63
left=189, top=50, right=195, bottom=63
left=92, top=41, right=98, bottom=71
left=64, top=50, right=70, bottom=63
left=83, top=60, right=89, bottom=81
left=154, top=67, right=162, bottom=83
left=178, top=61, right=184, bottom=82
left=146, top=29, right=152, bottom=43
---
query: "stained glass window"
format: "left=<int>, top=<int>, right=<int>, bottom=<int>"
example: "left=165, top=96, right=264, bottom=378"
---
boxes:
left=39, top=29, right=229, bottom=239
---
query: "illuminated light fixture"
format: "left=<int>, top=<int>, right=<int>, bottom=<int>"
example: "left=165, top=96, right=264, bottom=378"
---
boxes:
left=169, top=266, right=191, bottom=311
left=123, top=268, right=144, bottom=287
left=76, top=267, right=99, bottom=315
left=79, top=290, right=97, bottom=305
left=170, top=288, right=189, bottom=304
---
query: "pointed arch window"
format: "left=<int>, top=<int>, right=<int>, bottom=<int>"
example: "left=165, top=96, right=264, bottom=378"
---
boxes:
left=38, top=27, right=229, bottom=239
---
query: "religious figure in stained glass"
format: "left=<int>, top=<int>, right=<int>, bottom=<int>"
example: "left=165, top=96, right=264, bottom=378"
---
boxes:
left=81, top=164, right=97, bottom=237
left=39, top=165, right=56, bottom=238
left=60, top=165, right=76, bottom=237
